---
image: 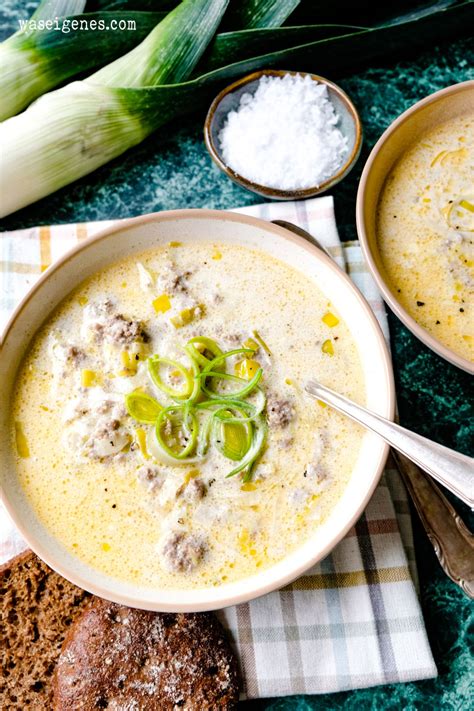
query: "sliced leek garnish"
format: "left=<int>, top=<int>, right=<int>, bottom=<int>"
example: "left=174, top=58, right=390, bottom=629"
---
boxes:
left=212, top=409, right=252, bottom=462
left=200, top=369, right=263, bottom=400
left=185, top=336, right=223, bottom=369
left=200, top=348, right=262, bottom=399
left=226, top=415, right=268, bottom=480
left=155, top=405, right=198, bottom=460
left=125, top=391, right=162, bottom=424
left=148, top=355, right=193, bottom=400
left=124, top=335, right=270, bottom=479
left=196, top=389, right=266, bottom=422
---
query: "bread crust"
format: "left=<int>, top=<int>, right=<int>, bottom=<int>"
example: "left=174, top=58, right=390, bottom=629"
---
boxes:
left=0, top=550, right=90, bottom=710
left=53, top=597, right=239, bottom=709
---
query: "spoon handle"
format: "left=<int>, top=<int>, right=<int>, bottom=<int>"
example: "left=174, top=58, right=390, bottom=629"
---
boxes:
left=306, top=381, right=473, bottom=508
left=392, top=451, right=474, bottom=599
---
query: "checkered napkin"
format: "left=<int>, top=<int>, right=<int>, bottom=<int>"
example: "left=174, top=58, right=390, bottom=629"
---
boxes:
left=0, top=196, right=437, bottom=698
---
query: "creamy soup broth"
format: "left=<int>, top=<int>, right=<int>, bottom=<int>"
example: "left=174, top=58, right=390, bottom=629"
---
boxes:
left=377, top=114, right=474, bottom=362
left=12, top=242, right=365, bottom=589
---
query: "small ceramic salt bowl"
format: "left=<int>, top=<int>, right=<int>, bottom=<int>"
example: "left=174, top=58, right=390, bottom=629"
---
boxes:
left=204, top=69, right=362, bottom=200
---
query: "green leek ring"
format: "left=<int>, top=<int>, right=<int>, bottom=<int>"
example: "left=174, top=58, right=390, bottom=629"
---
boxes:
left=155, top=405, right=198, bottom=459
left=148, top=355, right=193, bottom=400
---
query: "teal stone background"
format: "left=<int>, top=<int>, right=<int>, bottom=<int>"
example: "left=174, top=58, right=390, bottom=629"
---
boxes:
left=1, top=3, right=473, bottom=709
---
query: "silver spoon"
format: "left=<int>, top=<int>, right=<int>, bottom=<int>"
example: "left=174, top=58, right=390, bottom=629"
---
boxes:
left=274, top=219, right=473, bottom=595
left=306, top=380, right=473, bottom=508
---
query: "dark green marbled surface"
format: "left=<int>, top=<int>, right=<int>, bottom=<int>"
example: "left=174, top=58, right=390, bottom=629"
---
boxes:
left=1, top=3, right=473, bottom=709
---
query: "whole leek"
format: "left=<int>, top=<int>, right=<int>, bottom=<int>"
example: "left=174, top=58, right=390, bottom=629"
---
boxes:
left=0, top=0, right=229, bottom=218
left=0, top=0, right=165, bottom=121
left=0, top=0, right=472, bottom=218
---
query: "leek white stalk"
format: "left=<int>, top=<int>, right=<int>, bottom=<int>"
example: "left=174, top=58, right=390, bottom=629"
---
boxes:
left=0, top=44, right=53, bottom=122
left=0, top=82, right=149, bottom=216
left=0, top=0, right=86, bottom=121
left=0, top=0, right=229, bottom=218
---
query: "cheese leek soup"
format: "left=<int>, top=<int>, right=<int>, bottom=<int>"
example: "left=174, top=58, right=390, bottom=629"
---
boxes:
left=377, top=114, right=474, bottom=362
left=12, top=243, right=365, bottom=589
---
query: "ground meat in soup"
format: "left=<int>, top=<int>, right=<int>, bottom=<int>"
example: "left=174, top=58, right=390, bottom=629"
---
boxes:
left=159, top=262, right=192, bottom=294
left=89, top=418, right=129, bottom=458
left=101, top=314, right=148, bottom=345
left=98, top=314, right=148, bottom=346
left=66, top=345, right=85, bottom=363
left=161, top=532, right=206, bottom=573
left=176, top=478, right=207, bottom=502
left=170, top=270, right=192, bottom=293
left=137, top=466, right=163, bottom=493
left=267, top=398, right=294, bottom=428
left=12, top=241, right=366, bottom=591
left=85, top=299, right=148, bottom=345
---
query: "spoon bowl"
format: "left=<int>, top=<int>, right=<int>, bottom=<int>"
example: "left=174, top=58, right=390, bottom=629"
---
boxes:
left=306, top=379, right=473, bottom=508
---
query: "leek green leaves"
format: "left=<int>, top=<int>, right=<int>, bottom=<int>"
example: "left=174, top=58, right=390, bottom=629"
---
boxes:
left=0, top=0, right=164, bottom=120
left=0, top=0, right=229, bottom=217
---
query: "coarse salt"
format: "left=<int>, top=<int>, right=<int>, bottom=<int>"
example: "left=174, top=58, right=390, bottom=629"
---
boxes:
left=218, top=73, right=349, bottom=191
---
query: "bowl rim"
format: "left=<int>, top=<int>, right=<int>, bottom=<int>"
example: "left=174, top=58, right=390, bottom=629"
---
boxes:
left=204, top=69, right=363, bottom=200
left=1, top=208, right=394, bottom=611
left=356, top=79, right=474, bottom=374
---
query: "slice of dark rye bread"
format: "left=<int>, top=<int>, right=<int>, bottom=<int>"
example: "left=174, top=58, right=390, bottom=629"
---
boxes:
left=1, top=550, right=240, bottom=709
left=0, top=549, right=91, bottom=710
left=53, top=598, right=240, bottom=710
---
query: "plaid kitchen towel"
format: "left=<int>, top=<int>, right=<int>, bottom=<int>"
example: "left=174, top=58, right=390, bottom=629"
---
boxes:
left=0, top=196, right=437, bottom=697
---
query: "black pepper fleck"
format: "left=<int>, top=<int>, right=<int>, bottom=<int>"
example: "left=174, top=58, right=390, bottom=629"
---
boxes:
left=460, top=308, right=464, bottom=312
left=416, top=301, right=425, bottom=307
left=436, top=320, right=441, bottom=325
left=112, top=504, right=116, bottom=509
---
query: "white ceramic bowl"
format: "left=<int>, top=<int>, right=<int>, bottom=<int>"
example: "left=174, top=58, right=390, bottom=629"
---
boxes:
left=356, top=81, right=474, bottom=373
left=0, top=210, right=394, bottom=611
